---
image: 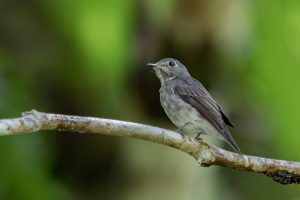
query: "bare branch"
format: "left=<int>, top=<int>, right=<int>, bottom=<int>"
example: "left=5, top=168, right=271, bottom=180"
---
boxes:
left=0, top=110, right=299, bottom=185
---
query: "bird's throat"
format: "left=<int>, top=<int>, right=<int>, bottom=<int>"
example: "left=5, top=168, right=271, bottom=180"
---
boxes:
left=154, top=68, right=168, bottom=85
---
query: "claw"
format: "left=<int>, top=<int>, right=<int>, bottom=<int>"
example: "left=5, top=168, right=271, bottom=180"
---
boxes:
left=195, top=133, right=203, bottom=141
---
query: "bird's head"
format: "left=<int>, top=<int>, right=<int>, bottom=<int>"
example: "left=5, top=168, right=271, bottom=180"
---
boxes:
left=147, top=58, right=190, bottom=84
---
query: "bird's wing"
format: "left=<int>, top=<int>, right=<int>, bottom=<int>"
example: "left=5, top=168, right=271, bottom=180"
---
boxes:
left=173, top=80, right=241, bottom=153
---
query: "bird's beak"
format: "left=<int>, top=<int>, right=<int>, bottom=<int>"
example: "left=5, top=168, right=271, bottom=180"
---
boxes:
left=147, top=63, right=157, bottom=67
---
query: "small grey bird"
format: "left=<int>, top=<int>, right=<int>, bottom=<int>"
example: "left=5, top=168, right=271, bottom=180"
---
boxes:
left=147, top=58, right=241, bottom=153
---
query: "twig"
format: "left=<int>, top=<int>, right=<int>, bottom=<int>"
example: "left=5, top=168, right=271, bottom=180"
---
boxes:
left=0, top=110, right=299, bottom=185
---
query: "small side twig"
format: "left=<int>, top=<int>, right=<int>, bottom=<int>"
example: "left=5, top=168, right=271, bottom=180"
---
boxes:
left=0, top=110, right=299, bottom=185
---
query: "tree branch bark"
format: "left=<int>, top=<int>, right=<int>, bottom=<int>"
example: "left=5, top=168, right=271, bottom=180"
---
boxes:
left=0, top=110, right=299, bottom=185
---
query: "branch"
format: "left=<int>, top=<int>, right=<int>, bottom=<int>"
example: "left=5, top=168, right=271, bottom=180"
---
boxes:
left=0, top=110, right=299, bottom=185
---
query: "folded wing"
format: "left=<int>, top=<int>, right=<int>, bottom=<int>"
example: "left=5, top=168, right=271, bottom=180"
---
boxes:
left=173, top=79, right=241, bottom=153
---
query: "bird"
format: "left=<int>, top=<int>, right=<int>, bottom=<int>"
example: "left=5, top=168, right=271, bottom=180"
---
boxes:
left=147, top=58, right=241, bottom=153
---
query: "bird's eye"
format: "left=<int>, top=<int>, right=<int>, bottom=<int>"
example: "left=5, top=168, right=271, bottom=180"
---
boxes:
left=169, top=61, right=176, bottom=67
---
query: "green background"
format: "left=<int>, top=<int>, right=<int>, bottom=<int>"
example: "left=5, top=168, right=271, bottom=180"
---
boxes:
left=0, top=0, right=299, bottom=199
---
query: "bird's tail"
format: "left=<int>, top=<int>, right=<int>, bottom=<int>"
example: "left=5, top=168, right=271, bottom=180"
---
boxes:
left=223, top=127, right=242, bottom=154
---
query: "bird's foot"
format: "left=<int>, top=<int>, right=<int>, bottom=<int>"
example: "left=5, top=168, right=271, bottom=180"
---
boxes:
left=194, top=133, right=203, bottom=141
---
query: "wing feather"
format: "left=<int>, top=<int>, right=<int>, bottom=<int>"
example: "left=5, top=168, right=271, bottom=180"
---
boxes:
left=173, top=80, right=241, bottom=153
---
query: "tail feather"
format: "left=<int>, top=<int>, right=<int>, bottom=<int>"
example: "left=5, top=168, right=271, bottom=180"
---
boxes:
left=223, top=127, right=242, bottom=154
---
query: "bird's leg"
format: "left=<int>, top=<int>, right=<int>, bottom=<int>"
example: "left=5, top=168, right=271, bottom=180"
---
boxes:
left=194, top=131, right=203, bottom=141
left=195, top=129, right=204, bottom=142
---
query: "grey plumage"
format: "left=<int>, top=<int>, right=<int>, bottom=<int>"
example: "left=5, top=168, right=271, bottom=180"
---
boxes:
left=148, top=58, right=241, bottom=153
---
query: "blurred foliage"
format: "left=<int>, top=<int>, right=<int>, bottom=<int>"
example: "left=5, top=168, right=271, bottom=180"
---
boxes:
left=0, top=0, right=300, bottom=199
